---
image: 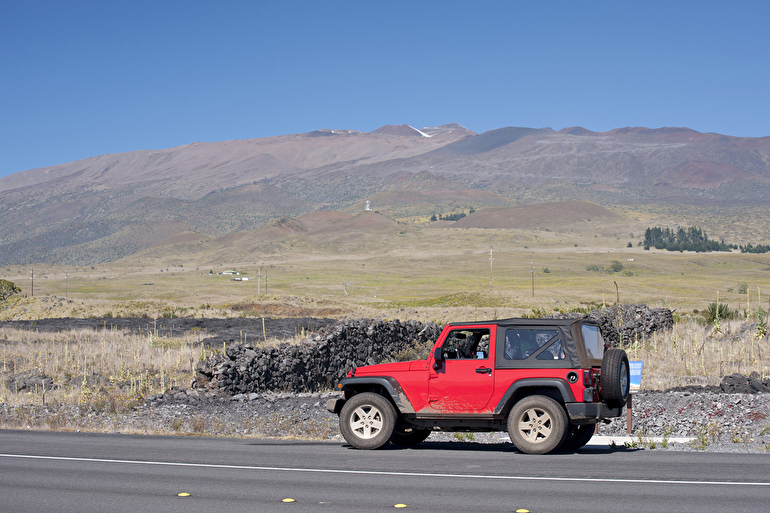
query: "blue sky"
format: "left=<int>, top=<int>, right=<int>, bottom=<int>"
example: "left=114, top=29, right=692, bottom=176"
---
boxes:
left=1, top=1, right=768, bottom=178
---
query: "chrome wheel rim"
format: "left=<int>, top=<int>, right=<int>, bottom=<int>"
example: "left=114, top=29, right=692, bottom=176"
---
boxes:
left=349, top=404, right=384, bottom=439
left=517, top=407, right=553, bottom=443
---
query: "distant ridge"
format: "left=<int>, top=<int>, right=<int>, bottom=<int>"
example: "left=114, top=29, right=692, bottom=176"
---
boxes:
left=1, top=123, right=769, bottom=265
left=370, top=124, right=432, bottom=137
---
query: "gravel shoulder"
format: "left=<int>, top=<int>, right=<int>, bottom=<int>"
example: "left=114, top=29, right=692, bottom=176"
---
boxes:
left=3, top=389, right=768, bottom=453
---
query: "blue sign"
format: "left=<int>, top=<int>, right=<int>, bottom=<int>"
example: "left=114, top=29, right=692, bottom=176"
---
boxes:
left=629, top=360, right=643, bottom=394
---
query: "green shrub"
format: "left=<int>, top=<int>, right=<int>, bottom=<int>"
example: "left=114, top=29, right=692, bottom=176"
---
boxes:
left=703, top=302, right=734, bottom=323
left=756, top=309, right=768, bottom=339
left=0, top=279, right=21, bottom=301
left=523, top=307, right=548, bottom=319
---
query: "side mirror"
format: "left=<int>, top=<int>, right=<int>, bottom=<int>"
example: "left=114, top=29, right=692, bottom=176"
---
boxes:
left=432, top=347, right=444, bottom=370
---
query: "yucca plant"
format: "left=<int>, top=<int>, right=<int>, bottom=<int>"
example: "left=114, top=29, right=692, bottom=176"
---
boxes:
left=756, top=309, right=768, bottom=340
left=704, top=301, right=733, bottom=324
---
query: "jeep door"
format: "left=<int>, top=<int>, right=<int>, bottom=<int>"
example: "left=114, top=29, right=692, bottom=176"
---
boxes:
left=428, top=326, right=495, bottom=412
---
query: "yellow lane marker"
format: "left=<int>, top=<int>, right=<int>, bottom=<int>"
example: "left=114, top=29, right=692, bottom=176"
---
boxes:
left=515, top=509, right=530, bottom=512
left=394, top=504, right=408, bottom=508
left=282, top=498, right=296, bottom=503
left=177, top=493, right=190, bottom=497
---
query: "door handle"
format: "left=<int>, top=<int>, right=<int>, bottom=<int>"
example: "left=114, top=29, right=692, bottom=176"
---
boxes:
left=475, top=367, right=492, bottom=375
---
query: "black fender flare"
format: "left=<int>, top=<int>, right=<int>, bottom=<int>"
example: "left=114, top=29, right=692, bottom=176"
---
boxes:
left=338, top=376, right=415, bottom=414
left=493, top=378, right=576, bottom=415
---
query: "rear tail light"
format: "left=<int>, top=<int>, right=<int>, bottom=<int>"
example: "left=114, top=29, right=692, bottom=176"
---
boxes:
left=583, top=369, right=599, bottom=403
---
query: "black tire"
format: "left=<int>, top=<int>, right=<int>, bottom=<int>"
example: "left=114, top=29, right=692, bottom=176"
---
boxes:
left=560, top=424, right=595, bottom=451
left=339, top=392, right=396, bottom=450
left=507, top=395, right=568, bottom=455
left=390, top=426, right=432, bottom=447
left=601, top=348, right=630, bottom=409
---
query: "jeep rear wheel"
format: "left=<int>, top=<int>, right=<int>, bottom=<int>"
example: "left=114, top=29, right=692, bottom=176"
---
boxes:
left=601, top=348, right=630, bottom=409
left=339, top=392, right=396, bottom=450
left=560, top=424, right=595, bottom=451
left=390, top=426, right=431, bottom=447
left=507, top=395, right=567, bottom=455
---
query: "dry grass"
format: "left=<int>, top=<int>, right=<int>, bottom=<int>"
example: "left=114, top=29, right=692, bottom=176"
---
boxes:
left=1, top=310, right=768, bottom=436
left=0, top=325, right=207, bottom=411
left=2, top=237, right=767, bottom=320
left=2, top=313, right=767, bottom=413
left=628, top=318, right=770, bottom=390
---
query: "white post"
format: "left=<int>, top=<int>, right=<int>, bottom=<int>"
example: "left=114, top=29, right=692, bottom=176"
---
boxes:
left=531, top=262, right=534, bottom=296
left=489, top=248, right=493, bottom=292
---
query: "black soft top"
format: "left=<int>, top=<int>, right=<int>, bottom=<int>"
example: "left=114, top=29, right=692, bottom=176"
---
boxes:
left=446, top=317, right=601, bottom=368
left=447, top=317, right=599, bottom=328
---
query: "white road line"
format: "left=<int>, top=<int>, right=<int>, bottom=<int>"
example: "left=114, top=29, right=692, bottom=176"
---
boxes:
left=2, top=453, right=769, bottom=487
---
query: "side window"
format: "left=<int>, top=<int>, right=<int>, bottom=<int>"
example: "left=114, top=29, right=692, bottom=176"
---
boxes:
left=441, top=329, right=490, bottom=360
left=581, top=325, right=604, bottom=360
left=537, top=339, right=566, bottom=360
left=504, top=329, right=558, bottom=360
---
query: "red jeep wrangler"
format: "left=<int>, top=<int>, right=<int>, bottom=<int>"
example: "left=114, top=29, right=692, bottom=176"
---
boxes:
left=327, top=318, right=629, bottom=454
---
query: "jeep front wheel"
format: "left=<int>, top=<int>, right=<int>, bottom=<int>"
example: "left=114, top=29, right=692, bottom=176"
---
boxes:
left=339, top=392, right=396, bottom=450
left=507, top=395, right=567, bottom=454
left=601, top=348, right=630, bottom=409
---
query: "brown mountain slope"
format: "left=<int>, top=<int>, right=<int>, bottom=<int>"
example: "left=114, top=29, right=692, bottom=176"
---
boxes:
left=202, top=211, right=398, bottom=263
left=0, top=125, right=473, bottom=198
left=365, top=171, right=511, bottom=216
left=1, top=123, right=769, bottom=265
left=453, top=201, right=623, bottom=230
left=655, top=161, right=766, bottom=189
left=130, top=202, right=622, bottom=265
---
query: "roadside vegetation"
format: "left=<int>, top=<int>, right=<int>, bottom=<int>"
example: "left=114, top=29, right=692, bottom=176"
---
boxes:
left=1, top=201, right=769, bottom=436
left=0, top=324, right=206, bottom=414
left=1, top=291, right=768, bottom=435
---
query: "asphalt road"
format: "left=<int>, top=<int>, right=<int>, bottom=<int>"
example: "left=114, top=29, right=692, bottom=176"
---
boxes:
left=1, top=430, right=769, bottom=513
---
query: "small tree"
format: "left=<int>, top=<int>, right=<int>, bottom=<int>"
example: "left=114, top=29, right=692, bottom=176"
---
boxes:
left=609, top=260, right=624, bottom=273
left=0, top=279, right=21, bottom=301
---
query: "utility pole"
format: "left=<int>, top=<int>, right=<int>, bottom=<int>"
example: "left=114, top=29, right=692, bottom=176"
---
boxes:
left=489, top=248, right=493, bottom=292
left=30, top=269, right=34, bottom=297
left=530, top=261, right=534, bottom=297
left=258, top=267, right=261, bottom=296
left=65, top=269, right=68, bottom=299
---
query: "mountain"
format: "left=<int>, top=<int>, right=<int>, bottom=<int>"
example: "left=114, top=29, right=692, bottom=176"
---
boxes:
left=453, top=201, right=622, bottom=230
left=1, top=123, right=768, bottom=265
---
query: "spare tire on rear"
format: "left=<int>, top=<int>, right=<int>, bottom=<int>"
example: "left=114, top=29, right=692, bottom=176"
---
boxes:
left=601, top=348, right=630, bottom=409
